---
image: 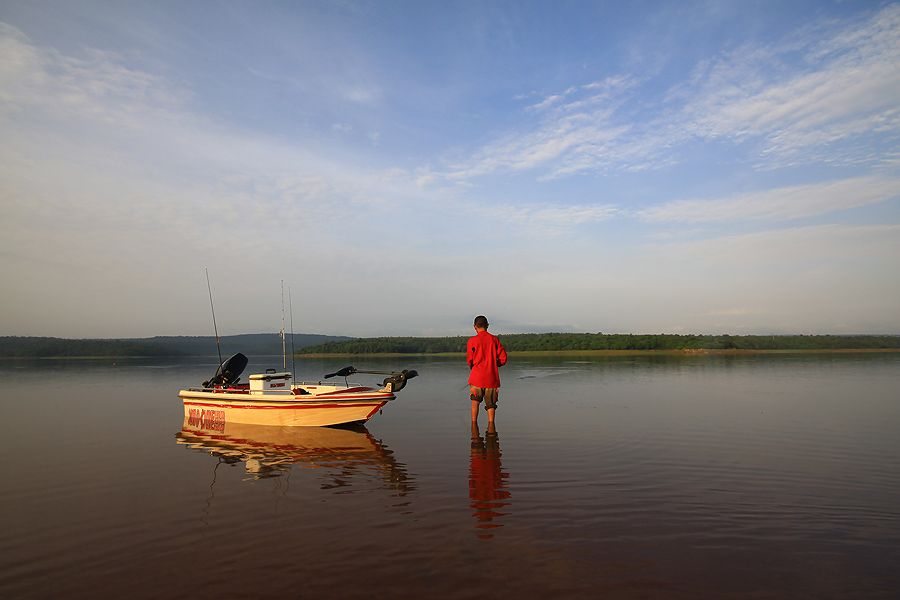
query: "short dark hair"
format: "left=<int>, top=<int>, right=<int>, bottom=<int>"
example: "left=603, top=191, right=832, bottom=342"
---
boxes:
left=474, top=315, right=489, bottom=329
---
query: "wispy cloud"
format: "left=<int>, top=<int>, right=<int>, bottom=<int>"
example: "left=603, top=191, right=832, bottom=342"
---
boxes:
left=441, top=5, right=900, bottom=183
left=637, top=175, right=900, bottom=222
left=444, top=76, right=639, bottom=180
left=0, top=23, right=413, bottom=228
left=0, top=24, right=189, bottom=125
left=677, top=5, right=900, bottom=161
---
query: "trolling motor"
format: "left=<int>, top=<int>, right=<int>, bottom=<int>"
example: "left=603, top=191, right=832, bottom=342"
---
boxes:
left=203, top=352, right=249, bottom=388
left=324, top=366, right=419, bottom=393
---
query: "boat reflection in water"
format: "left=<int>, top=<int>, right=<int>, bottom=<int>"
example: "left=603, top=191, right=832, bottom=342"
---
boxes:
left=175, top=415, right=414, bottom=494
left=469, top=422, right=511, bottom=538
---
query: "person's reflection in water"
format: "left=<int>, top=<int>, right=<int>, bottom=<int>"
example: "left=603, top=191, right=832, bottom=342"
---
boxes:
left=469, top=422, right=511, bottom=538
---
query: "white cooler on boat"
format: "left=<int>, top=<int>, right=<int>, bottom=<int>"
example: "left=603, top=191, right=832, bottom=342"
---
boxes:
left=250, top=372, right=293, bottom=394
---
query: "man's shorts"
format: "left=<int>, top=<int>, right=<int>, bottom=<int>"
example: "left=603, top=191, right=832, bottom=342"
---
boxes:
left=470, top=387, right=499, bottom=410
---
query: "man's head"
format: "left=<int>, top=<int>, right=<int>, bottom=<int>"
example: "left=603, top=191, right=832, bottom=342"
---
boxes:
left=474, top=315, right=489, bottom=330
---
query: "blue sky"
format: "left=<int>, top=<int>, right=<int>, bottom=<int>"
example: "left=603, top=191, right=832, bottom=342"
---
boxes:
left=1, top=0, right=898, bottom=338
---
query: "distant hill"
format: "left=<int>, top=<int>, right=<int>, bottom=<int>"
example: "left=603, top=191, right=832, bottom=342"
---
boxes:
left=0, top=333, right=354, bottom=358
left=129, top=333, right=354, bottom=357
left=0, top=337, right=187, bottom=358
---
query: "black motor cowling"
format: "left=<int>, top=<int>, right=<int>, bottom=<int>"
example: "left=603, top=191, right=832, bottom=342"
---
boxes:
left=203, top=352, right=249, bottom=388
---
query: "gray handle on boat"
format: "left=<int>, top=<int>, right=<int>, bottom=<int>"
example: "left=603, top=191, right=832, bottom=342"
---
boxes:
left=323, top=366, right=418, bottom=392
left=324, top=366, right=419, bottom=379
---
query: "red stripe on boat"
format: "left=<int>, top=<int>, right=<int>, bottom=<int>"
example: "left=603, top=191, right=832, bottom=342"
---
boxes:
left=183, top=400, right=389, bottom=410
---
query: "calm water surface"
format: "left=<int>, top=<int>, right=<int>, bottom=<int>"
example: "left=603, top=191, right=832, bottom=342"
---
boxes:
left=1, top=353, right=898, bottom=599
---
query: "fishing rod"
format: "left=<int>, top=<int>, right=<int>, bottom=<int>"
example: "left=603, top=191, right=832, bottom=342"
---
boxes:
left=288, top=286, right=296, bottom=378
left=205, top=267, right=222, bottom=368
left=281, top=280, right=286, bottom=371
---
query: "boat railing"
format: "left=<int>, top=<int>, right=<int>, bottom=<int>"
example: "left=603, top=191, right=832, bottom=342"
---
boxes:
left=183, top=383, right=367, bottom=393
left=185, top=386, right=290, bottom=394
left=294, top=380, right=365, bottom=387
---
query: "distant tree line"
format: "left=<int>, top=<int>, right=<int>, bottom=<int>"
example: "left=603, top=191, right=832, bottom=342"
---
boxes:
left=4, top=333, right=897, bottom=358
left=298, top=336, right=470, bottom=355
left=297, top=333, right=900, bottom=355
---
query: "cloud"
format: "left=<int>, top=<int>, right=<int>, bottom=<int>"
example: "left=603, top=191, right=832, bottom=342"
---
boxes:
left=0, top=23, right=416, bottom=229
left=443, top=76, right=639, bottom=180
left=638, top=174, right=900, bottom=222
left=0, top=24, right=189, bottom=127
left=678, top=5, right=900, bottom=159
left=441, top=5, right=900, bottom=183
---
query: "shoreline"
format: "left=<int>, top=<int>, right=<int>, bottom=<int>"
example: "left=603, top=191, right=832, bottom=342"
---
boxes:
left=296, top=348, right=900, bottom=358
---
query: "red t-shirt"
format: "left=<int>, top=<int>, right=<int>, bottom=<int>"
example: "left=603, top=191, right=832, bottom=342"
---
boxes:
left=467, top=330, right=507, bottom=388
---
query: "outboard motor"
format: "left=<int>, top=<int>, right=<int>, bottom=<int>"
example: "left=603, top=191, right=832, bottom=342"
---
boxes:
left=203, top=352, right=249, bottom=388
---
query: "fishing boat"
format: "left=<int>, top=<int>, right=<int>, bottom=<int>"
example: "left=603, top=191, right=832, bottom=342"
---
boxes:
left=178, top=352, right=418, bottom=427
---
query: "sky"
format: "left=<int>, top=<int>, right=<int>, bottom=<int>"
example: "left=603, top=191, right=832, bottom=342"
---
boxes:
left=1, top=0, right=899, bottom=339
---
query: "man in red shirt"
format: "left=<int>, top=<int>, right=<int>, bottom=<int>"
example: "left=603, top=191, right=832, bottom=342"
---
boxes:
left=467, top=315, right=508, bottom=423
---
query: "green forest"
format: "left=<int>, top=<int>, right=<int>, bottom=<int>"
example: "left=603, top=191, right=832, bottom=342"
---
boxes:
left=297, top=333, right=900, bottom=355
